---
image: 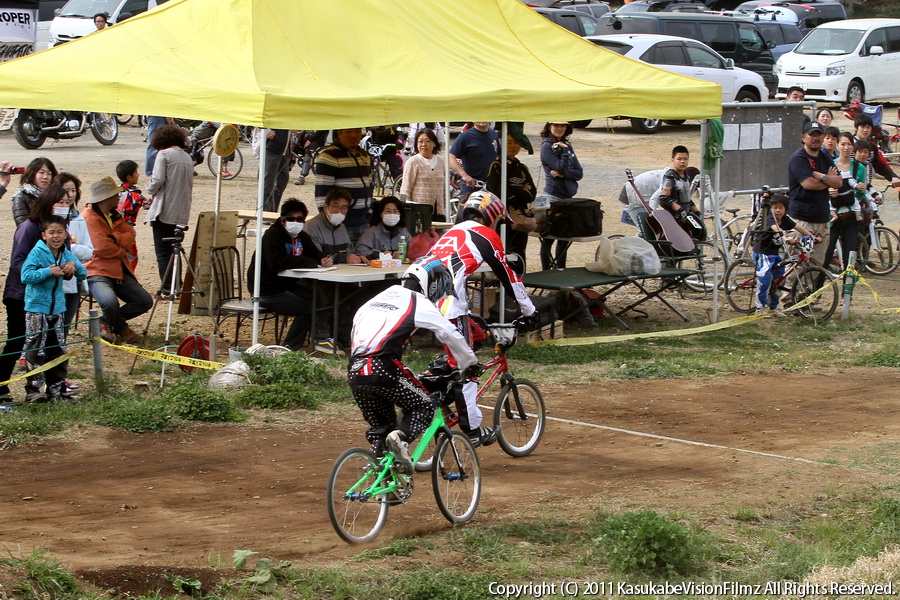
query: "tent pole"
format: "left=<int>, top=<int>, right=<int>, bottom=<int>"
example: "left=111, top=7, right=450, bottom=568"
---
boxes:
left=252, top=128, right=269, bottom=346
left=498, top=122, right=508, bottom=323
left=210, top=154, right=223, bottom=359
left=444, top=121, right=451, bottom=221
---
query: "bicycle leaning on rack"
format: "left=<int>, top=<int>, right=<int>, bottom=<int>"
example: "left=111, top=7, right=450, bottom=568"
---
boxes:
left=724, top=235, right=839, bottom=320
left=414, top=315, right=546, bottom=471
left=327, top=371, right=482, bottom=544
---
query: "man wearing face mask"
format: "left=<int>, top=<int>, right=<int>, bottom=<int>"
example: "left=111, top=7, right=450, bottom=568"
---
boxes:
left=247, top=198, right=332, bottom=352
left=314, top=127, right=373, bottom=241
left=304, top=187, right=368, bottom=265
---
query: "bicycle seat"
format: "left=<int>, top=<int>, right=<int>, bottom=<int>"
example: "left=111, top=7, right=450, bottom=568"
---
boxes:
left=725, top=208, right=740, bottom=215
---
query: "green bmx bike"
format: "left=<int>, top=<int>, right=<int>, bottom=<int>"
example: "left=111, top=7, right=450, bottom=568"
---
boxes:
left=327, top=374, right=481, bottom=544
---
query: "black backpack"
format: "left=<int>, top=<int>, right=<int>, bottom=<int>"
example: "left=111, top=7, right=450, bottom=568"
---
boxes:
left=543, top=198, right=603, bottom=238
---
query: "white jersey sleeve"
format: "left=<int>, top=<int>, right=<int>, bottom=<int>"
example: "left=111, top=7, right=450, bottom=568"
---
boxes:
left=350, top=285, right=477, bottom=369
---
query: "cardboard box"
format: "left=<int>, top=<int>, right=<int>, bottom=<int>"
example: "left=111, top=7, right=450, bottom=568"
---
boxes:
left=469, top=287, right=498, bottom=317
left=522, top=320, right=564, bottom=344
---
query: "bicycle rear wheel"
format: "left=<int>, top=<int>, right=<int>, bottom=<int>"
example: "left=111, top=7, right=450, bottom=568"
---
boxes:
left=723, top=257, right=757, bottom=313
left=327, top=447, right=389, bottom=544
left=671, top=241, right=725, bottom=295
left=494, top=379, right=545, bottom=457
left=207, top=146, right=243, bottom=180
left=791, top=265, right=838, bottom=320
left=432, top=432, right=481, bottom=524
left=860, top=226, right=900, bottom=276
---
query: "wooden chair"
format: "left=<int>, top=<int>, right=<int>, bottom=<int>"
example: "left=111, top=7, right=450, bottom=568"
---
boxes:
left=208, top=246, right=283, bottom=346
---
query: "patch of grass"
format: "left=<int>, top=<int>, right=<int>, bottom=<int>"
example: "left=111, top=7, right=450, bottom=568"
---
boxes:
left=612, top=362, right=679, bottom=379
left=855, top=349, right=900, bottom=368
left=0, top=401, right=86, bottom=440
left=91, top=393, right=176, bottom=433
left=163, top=380, right=242, bottom=423
left=589, top=510, right=711, bottom=576
left=0, top=547, right=81, bottom=599
left=243, top=351, right=336, bottom=386
left=352, top=538, right=434, bottom=560
left=233, top=382, right=319, bottom=410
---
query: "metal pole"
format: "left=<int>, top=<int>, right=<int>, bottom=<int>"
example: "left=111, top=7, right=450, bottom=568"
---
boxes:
left=499, top=122, right=508, bottom=323
left=89, top=308, right=104, bottom=380
left=251, top=128, right=269, bottom=346
left=444, top=121, right=451, bottom=221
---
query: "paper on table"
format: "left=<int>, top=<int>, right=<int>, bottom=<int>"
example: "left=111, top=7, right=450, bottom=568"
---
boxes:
left=290, top=266, right=338, bottom=272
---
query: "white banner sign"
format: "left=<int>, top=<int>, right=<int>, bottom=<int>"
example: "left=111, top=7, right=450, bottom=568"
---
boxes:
left=0, top=8, right=35, bottom=62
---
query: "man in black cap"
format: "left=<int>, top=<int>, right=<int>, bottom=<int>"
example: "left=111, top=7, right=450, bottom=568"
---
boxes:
left=786, top=121, right=840, bottom=273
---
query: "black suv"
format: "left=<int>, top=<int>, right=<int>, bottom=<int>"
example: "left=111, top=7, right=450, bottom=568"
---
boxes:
left=616, top=0, right=709, bottom=13
left=539, top=0, right=612, bottom=19
left=733, top=0, right=847, bottom=31
left=596, top=12, right=777, bottom=93
left=533, top=7, right=600, bottom=35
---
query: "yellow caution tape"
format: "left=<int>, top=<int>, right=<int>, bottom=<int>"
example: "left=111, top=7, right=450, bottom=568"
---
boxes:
left=530, top=273, right=847, bottom=347
left=96, top=338, right=225, bottom=370
left=0, top=346, right=89, bottom=388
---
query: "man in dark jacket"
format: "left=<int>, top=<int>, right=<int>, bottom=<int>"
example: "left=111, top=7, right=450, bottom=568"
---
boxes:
left=247, top=199, right=331, bottom=351
left=263, top=129, right=295, bottom=213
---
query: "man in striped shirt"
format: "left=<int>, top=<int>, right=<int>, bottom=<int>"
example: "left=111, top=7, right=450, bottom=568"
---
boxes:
left=314, top=128, right=373, bottom=241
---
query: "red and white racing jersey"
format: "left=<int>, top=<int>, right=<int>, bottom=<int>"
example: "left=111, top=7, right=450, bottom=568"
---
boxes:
left=427, top=221, right=535, bottom=319
left=350, top=285, right=476, bottom=368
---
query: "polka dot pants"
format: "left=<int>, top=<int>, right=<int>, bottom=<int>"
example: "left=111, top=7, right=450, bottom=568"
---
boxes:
left=348, top=357, right=435, bottom=453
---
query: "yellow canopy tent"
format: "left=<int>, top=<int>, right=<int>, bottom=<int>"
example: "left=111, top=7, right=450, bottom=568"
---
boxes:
left=0, top=0, right=723, bottom=346
left=0, top=0, right=721, bottom=125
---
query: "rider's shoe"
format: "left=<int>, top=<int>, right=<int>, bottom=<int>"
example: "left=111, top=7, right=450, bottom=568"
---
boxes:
left=385, top=430, right=413, bottom=475
left=467, top=426, right=500, bottom=449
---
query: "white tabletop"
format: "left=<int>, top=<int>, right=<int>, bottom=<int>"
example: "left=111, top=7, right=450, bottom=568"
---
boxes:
left=279, top=264, right=408, bottom=283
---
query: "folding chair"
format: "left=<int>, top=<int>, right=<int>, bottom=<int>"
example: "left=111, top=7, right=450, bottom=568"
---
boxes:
left=208, top=246, right=284, bottom=346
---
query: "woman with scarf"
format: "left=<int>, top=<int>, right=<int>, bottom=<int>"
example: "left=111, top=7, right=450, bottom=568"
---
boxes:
left=12, top=157, right=58, bottom=227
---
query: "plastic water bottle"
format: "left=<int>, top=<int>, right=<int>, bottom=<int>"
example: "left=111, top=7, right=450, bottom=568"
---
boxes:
left=398, top=235, right=408, bottom=263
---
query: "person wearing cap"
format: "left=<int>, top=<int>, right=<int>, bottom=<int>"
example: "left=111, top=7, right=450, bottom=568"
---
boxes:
left=786, top=121, right=840, bottom=273
left=486, top=129, right=536, bottom=273
left=448, top=121, right=499, bottom=203
left=83, top=176, right=153, bottom=344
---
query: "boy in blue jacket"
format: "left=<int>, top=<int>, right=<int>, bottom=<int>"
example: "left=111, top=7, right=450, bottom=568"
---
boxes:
left=20, top=215, right=87, bottom=402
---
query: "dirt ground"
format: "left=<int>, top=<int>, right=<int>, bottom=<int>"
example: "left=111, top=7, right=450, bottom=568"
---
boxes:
left=1, top=120, right=899, bottom=595
left=0, top=374, right=898, bottom=596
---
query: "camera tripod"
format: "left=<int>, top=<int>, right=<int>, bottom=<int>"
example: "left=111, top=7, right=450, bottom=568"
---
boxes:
left=129, top=225, right=205, bottom=387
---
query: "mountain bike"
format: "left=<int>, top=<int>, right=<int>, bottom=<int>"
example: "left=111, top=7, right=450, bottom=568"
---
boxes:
left=327, top=373, right=481, bottom=544
left=414, top=315, right=546, bottom=471
left=723, top=236, right=838, bottom=320
left=366, top=142, right=402, bottom=196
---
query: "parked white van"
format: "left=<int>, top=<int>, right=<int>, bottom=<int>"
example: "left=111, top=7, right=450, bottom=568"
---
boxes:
left=49, top=0, right=167, bottom=46
left=775, top=18, right=900, bottom=104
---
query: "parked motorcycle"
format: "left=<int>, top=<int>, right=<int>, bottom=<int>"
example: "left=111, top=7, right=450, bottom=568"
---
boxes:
left=12, top=110, right=118, bottom=149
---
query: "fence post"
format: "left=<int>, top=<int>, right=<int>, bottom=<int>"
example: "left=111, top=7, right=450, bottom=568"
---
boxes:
left=89, top=308, right=104, bottom=379
left=841, top=251, right=858, bottom=320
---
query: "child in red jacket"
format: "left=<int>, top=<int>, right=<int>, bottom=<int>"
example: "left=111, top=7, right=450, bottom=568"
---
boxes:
left=116, top=160, right=149, bottom=271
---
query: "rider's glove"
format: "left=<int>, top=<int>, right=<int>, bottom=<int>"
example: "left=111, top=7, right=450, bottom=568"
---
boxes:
left=464, top=364, right=484, bottom=380
left=519, top=311, right=541, bottom=332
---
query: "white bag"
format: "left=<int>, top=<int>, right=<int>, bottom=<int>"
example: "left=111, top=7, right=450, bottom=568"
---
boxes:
left=208, top=360, right=251, bottom=391
left=586, top=235, right=661, bottom=276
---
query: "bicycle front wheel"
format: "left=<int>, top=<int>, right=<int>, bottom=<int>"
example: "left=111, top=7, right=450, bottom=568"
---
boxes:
left=723, top=257, right=757, bottom=313
left=860, top=226, right=900, bottom=276
left=207, top=146, right=243, bottom=180
left=432, top=432, right=481, bottom=524
left=494, top=379, right=545, bottom=457
left=327, top=447, right=389, bottom=544
left=791, top=265, right=838, bottom=321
